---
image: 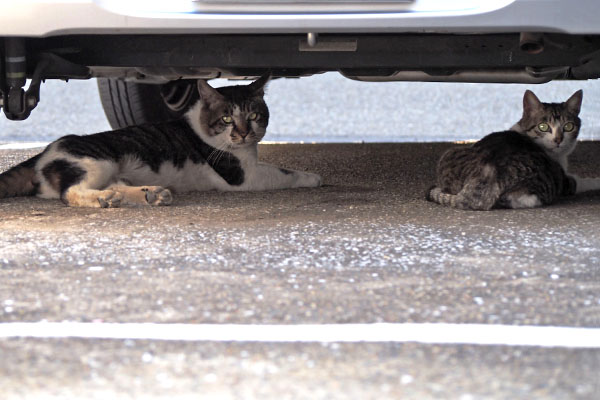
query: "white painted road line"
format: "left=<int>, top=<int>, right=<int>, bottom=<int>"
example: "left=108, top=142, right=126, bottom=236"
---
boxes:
left=1, top=323, right=600, bottom=348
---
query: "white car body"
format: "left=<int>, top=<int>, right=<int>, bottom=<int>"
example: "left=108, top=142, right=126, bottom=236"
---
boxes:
left=1, top=1, right=599, bottom=36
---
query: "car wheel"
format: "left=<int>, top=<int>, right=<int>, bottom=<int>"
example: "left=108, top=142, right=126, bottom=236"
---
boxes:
left=97, top=78, right=198, bottom=129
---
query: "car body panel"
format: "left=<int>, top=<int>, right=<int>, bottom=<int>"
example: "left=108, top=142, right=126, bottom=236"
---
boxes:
left=1, top=0, right=599, bottom=37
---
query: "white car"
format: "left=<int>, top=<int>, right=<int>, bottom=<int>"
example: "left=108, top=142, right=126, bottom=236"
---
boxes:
left=1, top=0, right=599, bottom=127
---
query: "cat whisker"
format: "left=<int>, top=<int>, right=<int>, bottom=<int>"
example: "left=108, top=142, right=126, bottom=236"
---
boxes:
left=209, top=142, right=232, bottom=165
left=207, top=149, right=222, bottom=164
left=206, top=148, right=219, bottom=163
left=214, top=150, right=225, bottom=165
left=207, top=142, right=228, bottom=163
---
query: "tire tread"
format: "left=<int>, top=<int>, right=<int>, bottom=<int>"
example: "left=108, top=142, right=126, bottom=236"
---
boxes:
left=97, top=78, right=195, bottom=129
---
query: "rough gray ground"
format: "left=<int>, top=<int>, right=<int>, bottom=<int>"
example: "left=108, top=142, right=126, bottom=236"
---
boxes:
left=2, top=340, right=598, bottom=400
left=1, top=142, right=600, bottom=399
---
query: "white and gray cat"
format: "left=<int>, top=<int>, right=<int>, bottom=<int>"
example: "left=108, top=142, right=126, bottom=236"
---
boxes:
left=427, top=90, right=600, bottom=210
left=0, top=75, right=322, bottom=207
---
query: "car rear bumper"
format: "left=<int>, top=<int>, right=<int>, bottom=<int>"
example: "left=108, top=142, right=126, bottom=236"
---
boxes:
left=1, top=0, right=600, bottom=37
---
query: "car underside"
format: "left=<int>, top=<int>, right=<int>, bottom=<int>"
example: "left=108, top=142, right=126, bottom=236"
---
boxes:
left=19, top=32, right=600, bottom=82
left=1, top=1, right=600, bottom=125
left=2, top=32, right=600, bottom=124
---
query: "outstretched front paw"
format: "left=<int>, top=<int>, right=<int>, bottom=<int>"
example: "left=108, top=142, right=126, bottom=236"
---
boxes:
left=97, top=190, right=124, bottom=208
left=142, top=187, right=173, bottom=206
left=295, top=171, right=322, bottom=188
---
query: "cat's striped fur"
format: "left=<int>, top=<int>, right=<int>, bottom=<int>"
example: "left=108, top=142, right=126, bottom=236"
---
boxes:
left=0, top=76, right=322, bottom=207
left=427, top=90, right=600, bottom=210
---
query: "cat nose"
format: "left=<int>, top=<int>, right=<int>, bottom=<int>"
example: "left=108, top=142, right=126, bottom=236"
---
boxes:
left=238, top=130, right=249, bottom=138
left=554, top=135, right=563, bottom=144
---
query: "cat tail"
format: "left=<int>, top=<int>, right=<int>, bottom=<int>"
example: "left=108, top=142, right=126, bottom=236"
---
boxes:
left=0, top=154, right=41, bottom=199
left=427, top=186, right=469, bottom=209
left=426, top=184, right=498, bottom=211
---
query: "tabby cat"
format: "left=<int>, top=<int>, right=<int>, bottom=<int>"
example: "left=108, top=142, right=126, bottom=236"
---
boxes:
left=0, top=75, right=322, bottom=207
left=427, top=89, right=600, bottom=210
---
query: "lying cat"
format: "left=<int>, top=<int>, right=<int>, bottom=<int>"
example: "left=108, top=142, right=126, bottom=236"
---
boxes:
left=0, top=76, right=322, bottom=207
left=427, top=89, right=600, bottom=210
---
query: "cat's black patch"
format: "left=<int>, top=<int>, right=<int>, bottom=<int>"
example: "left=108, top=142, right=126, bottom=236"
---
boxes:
left=212, top=153, right=245, bottom=186
left=564, top=174, right=577, bottom=196
left=0, top=153, right=41, bottom=198
left=56, top=119, right=245, bottom=186
left=20, top=155, right=41, bottom=196
left=42, top=159, right=86, bottom=196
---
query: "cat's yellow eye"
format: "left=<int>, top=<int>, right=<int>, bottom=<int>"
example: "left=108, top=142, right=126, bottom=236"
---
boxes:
left=248, top=112, right=258, bottom=121
left=537, top=122, right=550, bottom=132
left=222, top=116, right=233, bottom=124
left=563, top=122, right=575, bottom=132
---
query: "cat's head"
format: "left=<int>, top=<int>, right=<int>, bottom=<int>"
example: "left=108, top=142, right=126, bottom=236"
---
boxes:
left=186, top=75, right=270, bottom=148
left=514, top=89, right=583, bottom=157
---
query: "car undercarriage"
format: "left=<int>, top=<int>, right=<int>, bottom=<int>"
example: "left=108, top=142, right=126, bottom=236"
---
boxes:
left=1, top=32, right=600, bottom=122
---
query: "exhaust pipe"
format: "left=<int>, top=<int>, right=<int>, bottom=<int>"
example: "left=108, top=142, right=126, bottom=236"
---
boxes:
left=520, top=32, right=544, bottom=54
left=341, top=69, right=559, bottom=84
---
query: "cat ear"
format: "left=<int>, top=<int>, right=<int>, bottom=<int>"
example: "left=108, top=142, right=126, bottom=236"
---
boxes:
left=197, top=80, right=224, bottom=102
left=565, top=89, right=583, bottom=115
left=523, top=90, right=543, bottom=114
left=248, top=73, right=271, bottom=96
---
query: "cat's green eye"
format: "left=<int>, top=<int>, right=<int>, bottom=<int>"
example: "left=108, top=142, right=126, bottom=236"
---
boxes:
left=537, top=122, right=550, bottom=132
left=248, top=112, right=258, bottom=121
left=222, top=116, right=233, bottom=124
left=563, top=122, right=575, bottom=132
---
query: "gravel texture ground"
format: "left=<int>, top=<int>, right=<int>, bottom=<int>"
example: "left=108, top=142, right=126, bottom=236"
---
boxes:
left=1, top=141, right=599, bottom=399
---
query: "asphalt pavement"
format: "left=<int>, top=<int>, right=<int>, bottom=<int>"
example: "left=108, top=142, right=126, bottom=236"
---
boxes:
left=1, top=75, right=600, bottom=399
left=1, top=140, right=600, bottom=399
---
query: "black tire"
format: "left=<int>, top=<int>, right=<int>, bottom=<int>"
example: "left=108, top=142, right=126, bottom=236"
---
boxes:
left=97, top=78, right=199, bottom=129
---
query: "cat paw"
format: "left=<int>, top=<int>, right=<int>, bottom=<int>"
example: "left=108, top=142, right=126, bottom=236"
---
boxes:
left=296, top=171, right=322, bottom=188
left=143, top=187, right=173, bottom=206
left=97, top=191, right=123, bottom=208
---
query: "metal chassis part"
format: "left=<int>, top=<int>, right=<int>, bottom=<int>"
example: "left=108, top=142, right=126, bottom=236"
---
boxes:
left=24, top=33, right=600, bottom=81
left=1, top=32, right=600, bottom=120
left=0, top=38, right=90, bottom=120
